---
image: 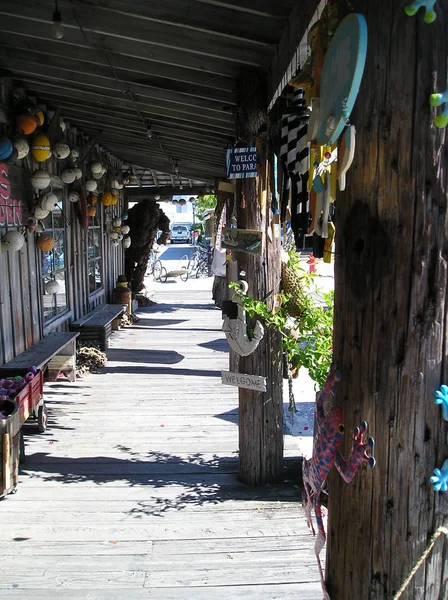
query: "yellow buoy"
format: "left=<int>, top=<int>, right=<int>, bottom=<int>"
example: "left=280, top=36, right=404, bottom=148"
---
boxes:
left=31, top=134, right=51, bottom=162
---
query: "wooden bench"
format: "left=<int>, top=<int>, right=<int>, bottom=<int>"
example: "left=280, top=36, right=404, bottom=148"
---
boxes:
left=69, top=304, right=126, bottom=351
left=1, top=332, right=79, bottom=382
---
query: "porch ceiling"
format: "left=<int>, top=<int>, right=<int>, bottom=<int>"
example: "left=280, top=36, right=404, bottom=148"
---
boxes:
left=0, top=0, right=297, bottom=187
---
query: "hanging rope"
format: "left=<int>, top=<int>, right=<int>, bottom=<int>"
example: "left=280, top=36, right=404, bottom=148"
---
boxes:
left=392, top=526, right=448, bottom=600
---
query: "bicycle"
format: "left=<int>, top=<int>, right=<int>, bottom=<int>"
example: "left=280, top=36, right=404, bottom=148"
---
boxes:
left=147, top=250, right=162, bottom=281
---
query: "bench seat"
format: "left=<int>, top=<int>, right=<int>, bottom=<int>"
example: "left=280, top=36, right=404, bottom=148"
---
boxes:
left=1, top=332, right=79, bottom=382
left=69, top=304, right=126, bottom=350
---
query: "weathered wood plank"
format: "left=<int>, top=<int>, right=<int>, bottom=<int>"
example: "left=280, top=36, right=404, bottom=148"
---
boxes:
left=1, top=332, right=79, bottom=369
left=0, top=583, right=320, bottom=599
left=1, top=283, right=319, bottom=598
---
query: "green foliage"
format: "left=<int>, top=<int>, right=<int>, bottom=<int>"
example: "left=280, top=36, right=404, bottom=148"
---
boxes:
left=230, top=250, right=334, bottom=390
left=194, top=195, right=217, bottom=220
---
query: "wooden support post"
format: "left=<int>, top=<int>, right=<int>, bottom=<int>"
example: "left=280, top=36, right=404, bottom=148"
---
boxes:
left=234, top=74, right=283, bottom=485
left=326, top=2, right=448, bottom=598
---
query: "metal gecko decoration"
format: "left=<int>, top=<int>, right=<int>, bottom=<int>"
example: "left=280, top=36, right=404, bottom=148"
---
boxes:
left=222, top=280, right=264, bottom=356
left=430, top=384, right=448, bottom=493
left=302, top=365, right=376, bottom=600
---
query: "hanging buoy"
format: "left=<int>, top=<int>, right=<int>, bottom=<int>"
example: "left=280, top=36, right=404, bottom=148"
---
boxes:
left=45, top=279, right=60, bottom=294
left=31, top=134, right=51, bottom=162
left=30, top=169, right=51, bottom=190
left=61, top=169, right=77, bottom=184
left=53, top=142, right=71, bottom=159
left=1, top=230, right=25, bottom=251
left=13, top=137, right=30, bottom=159
left=39, top=192, right=58, bottom=212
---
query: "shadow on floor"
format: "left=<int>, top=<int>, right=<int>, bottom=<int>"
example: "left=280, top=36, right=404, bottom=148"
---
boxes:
left=19, top=449, right=303, bottom=516
left=105, top=348, right=185, bottom=365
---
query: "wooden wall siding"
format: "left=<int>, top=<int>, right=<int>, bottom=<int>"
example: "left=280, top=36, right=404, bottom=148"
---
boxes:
left=0, top=77, right=126, bottom=362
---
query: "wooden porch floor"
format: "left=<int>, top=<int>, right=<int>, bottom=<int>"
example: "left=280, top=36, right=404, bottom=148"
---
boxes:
left=0, top=282, right=321, bottom=599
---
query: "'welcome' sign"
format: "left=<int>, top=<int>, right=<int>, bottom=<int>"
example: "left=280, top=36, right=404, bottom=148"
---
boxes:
left=226, top=147, right=258, bottom=179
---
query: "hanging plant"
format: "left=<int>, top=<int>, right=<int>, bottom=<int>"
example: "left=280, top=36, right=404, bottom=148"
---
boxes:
left=229, top=250, right=334, bottom=390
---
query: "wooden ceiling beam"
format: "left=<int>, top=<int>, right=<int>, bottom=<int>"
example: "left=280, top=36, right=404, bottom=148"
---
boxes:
left=127, top=187, right=209, bottom=199
left=77, top=0, right=283, bottom=46
left=13, top=76, right=235, bottom=134
left=0, top=55, right=234, bottom=120
left=23, top=89, right=233, bottom=143
left=0, top=36, right=236, bottom=102
left=0, top=17, right=242, bottom=79
left=194, top=0, right=296, bottom=18
left=48, top=103, right=228, bottom=150
left=0, top=2, right=272, bottom=67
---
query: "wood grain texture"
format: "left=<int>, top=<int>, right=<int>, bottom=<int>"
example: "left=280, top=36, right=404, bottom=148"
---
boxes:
left=236, top=76, right=284, bottom=486
left=327, top=2, right=448, bottom=599
left=2, top=285, right=321, bottom=597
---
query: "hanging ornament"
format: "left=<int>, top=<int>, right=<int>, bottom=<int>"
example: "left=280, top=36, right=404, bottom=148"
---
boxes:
left=45, top=279, right=60, bottom=294
left=90, top=161, right=103, bottom=174
left=68, top=191, right=80, bottom=203
left=87, top=206, right=96, bottom=217
left=110, top=193, right=118, bottom=206
left=16, top=113, right=38, bottom=135
left=53, top=142, right=71, bottom=159
left=69, top=147, right=80, bottom=164
left=85, top=179, right=97, bottom=192
left=27, top=216, right=38, bottom=233
left=31, top=169, right=51, bottom=190
left=1, top=230, right=25, bottom=251
left=92, top=170, right=104, bottom=180
left=0, top=136, right=13, bottom=160
left=102, top=191, right=113, bottom=206
left=39, top=192, right=58, bottom=211
left=61, top=169, right=76, bottom=184
left=109, top=231, right=119, bottom=241
left=59, top=118, right=66, bottom=132
left=13, top=137, right=30, bottom=159
left=33, top=206, right=50, bottom=220
left=35, top=110, right=45, bottom=127
left=36, top=234, right=55, bottom=252
left=123, top=236, right=131, bottom=248
left=3, top=148, right=18, bottom=165
left=73, top=167, right=83, bottom=180
left=112, top=217, right=122, bottom=227
left=31, top=134, right=51, bottom=162
left=121, top=224, right=130, bottom=235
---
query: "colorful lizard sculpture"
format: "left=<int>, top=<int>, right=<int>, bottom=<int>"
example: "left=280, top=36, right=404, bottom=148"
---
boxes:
left=302, top=365, right=376, bottom=600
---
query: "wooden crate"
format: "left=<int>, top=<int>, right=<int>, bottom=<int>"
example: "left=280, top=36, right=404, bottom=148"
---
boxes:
left=0, top=368, right=44, bottom=424
left=0, top=399, right=20, bottom=499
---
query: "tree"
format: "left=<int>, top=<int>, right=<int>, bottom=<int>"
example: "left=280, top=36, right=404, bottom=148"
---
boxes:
left=326, top=2, right=448, bottom=598
left=194, top=194, right=217, bottom=220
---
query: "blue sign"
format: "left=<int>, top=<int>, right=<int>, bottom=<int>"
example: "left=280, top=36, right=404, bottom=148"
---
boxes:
left=226, top=147, right=258, bottom=179
left=316, top=13, right=368, bottom=145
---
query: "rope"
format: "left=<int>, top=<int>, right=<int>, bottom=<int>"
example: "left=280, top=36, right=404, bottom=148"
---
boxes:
left=392, top=526, right=448, bottom=599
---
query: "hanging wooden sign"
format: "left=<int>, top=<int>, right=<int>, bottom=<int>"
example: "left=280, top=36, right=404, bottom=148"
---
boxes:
left=226, top=147, right=259, bottom=179
left=221, top=371, right=267, bottom=392
left=221, top=228, right=262, bottom=254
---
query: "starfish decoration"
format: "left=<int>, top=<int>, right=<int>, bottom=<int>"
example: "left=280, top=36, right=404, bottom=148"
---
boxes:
left=405, top=1, right=438, bottom=23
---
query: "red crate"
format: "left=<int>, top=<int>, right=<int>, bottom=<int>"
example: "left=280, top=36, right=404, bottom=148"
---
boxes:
left=0, top=368, right=43, bottom=425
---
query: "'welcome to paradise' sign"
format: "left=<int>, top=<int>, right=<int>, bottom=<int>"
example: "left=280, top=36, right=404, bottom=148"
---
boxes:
left=226, top=147, right=259, bottom=179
